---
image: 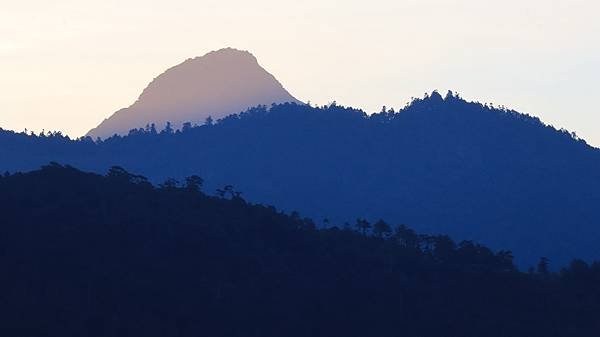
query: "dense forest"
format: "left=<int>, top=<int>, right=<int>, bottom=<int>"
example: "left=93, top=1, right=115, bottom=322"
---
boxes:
left=0, top=163, right=599, bottom=337
left=1, top=91, right=600, bottom=266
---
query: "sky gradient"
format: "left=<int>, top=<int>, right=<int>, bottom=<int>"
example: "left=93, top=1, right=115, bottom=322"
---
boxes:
left=1, top=0, right=599, bottom=145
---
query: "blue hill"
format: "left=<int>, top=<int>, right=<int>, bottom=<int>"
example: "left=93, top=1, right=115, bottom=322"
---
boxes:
left=1, top=91, right=599, bottom=267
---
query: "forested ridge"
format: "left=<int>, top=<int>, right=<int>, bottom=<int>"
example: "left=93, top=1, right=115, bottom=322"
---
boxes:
left=0, top=164, right=599, bottom=337
left=1, top=92, right=599, bottom=266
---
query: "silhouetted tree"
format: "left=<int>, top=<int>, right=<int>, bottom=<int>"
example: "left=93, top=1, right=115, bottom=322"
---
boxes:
left=355, top=218, right=371, bottom=235
left=372, top=219, right=392, bottom=238
left=160, top=178, right=179, bottom=189
left=108, top=166, right=131, bottom=181
left=432, top=235, right=456, bottom=261
left=184, top=175, right=204, bottom=192
left=394, top=224, right=419, bottom=248
left=537, top=257, right=550, bottom=275
left=216, top=184, right=235, bottom=198
left=163, top=122, right=174, bottom=134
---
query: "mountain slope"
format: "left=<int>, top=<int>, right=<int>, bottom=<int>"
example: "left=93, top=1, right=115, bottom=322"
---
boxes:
left=1, top=92, right=599, bottom=266
left=1, top=164, right=599, bottom=337
left=86, top=48, right=301, bottom=139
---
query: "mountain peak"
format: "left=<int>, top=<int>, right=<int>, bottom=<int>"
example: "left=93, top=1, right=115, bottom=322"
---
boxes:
left=87, top=48, right=301, bottom=139
left=203, top=47, right=257, bottom=59
left=428, top=90, right=444, bottom=101
left=179, top=48, right=259, bottom=69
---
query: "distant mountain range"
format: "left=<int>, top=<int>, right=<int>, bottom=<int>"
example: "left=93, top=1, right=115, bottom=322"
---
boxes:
left=1, top=91, right=599, bottom=267
left=86, top=48, right=301, bottom=139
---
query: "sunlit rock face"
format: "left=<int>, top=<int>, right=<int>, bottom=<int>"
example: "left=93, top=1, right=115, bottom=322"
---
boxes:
left=86, top=48, right=301, bottom=139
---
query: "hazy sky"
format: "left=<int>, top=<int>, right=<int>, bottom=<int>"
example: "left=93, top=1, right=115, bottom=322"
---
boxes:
left=1, top=0, right=599, bottom=145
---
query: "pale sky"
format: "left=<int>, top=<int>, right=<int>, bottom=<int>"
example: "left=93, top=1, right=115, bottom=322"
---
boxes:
left=1, top=0, right=599, bottom=146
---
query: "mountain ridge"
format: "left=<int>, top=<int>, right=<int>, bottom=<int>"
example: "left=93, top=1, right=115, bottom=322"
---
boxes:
left=2, top=163, right=600, bottom=337
left=2, top=93, right=599, bottom=267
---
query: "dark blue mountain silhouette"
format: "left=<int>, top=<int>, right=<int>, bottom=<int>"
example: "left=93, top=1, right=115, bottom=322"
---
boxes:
left=1, top=91, right=599, bottom=266
left=2, top=163, right=600, bottom=337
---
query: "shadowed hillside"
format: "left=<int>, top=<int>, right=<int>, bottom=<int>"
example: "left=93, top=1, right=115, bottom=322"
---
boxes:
left=1, top=164, right=600, bottom=337
left=1, top=92, right=599, bottom=266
